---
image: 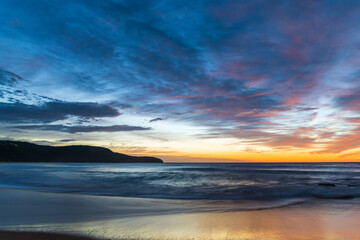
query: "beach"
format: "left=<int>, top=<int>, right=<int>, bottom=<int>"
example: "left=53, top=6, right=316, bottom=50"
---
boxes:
left=1, top=162, right=360, bottom=239
left=1, top=188, right=360, bottom=240
left=0, top=231, right=95, bottom=240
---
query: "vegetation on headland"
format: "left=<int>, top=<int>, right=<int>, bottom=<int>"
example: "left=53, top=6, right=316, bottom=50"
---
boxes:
left=0, top=140, right=163, bottom=163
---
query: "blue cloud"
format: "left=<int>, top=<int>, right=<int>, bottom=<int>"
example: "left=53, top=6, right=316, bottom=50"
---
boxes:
left=0, top=101, right=120, bottom=123
left=1, top=0, right=360, bottom=150
left=12, top=124, right=150, bottom=133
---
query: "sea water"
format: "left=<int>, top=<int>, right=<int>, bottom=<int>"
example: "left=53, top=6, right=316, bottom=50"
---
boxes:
left=0, top=162, right=359, bottom=201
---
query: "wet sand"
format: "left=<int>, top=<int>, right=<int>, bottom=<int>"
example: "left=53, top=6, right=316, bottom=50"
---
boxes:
left=0, top=231, right=96, bottom=240
left=1, top=188, right=360, bottom=240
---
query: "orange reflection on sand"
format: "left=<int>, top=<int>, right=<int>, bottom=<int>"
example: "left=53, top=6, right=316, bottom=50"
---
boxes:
left=126, top=202, right=360, bottom=240
left=35, top=199, right=360, bottom=240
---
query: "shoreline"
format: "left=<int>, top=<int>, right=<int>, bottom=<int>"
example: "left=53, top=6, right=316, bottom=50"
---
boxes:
left=0, top=188, right=309, bottom=226
left=1, top=188, right=360, bottom=240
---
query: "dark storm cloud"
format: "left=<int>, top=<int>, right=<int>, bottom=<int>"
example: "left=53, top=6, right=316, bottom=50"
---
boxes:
left=0, top=101, right=120, bottom=123
left=13, top=124, right=150, bottom=133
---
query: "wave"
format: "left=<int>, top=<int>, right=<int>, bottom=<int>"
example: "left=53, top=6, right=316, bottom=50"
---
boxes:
left=0, top=163, right=360, bottom=202
left=199, top=198, right=311, bottom=213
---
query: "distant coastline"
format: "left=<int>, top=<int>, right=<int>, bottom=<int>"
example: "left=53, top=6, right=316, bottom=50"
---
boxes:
left=0, top=140, right=163, bottom=163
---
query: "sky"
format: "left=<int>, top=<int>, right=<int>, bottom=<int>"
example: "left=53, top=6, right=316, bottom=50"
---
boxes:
left=1, top=0, right=360, bottom=162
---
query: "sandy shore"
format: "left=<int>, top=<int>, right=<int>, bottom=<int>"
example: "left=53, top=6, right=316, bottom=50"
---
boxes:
left=0, top=231, right=96, bottom=240
left=1, top=188, right=360, bottom=240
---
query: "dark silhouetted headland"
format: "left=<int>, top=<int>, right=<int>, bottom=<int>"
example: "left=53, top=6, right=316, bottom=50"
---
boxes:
left=0, top=140, right=163, bottom=163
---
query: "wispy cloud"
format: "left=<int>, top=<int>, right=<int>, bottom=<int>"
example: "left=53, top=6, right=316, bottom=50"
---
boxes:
left=2, top=0, right=360, bottom=160
left=149, top=117, right=166, bottom=123
left=13, top=124, right=150, bottom=133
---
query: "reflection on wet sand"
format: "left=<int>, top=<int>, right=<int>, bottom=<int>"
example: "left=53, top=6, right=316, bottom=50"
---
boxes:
left=7, top=199, right=360, bottom=240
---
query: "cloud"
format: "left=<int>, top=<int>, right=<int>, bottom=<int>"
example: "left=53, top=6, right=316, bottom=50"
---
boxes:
left=2, top=0, right=360, bottom=156
left=0, top=101, right=120, bottom=123
left=316, top=126, right=360, bottom=154
left=149, top=117, right=166, bottom=123
left=13, top=124, right=150, bottom=133
left=57, top=139, right=76, bottom=143
left=336, top=88, right=360, bottom=112
left=0, top=68, right=23, bottom=86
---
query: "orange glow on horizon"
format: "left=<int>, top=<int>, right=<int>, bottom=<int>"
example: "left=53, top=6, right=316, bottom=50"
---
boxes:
left=111, top=147, right=360, bottom=163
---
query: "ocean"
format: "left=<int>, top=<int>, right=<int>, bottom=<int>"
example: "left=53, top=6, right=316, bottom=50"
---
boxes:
left=1, top=162, right=360, bottom=239
left=0, top=162, right=359, bottom=202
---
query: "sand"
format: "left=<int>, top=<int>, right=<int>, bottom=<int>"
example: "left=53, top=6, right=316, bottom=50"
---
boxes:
left=1, top=188, right=360, bottom=240
left=0, top=231, right=96, bottom=240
